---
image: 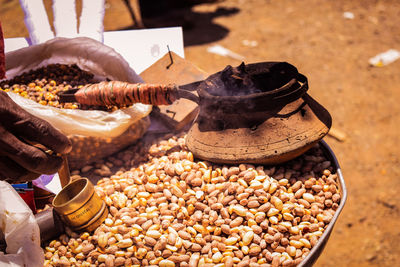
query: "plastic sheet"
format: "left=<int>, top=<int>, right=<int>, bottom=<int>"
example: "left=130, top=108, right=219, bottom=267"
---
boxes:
left=8, top=92, right=150, bottom=138
left=0, top=181, right=44, bottom=267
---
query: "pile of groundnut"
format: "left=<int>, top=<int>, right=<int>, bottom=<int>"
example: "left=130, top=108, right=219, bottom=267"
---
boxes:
left=43, top=135, right=341, bottom=267
left=0, top=64, right=95, bottom=109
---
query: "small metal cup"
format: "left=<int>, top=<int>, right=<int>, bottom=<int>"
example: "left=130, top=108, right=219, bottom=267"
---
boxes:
left=52, top=178, right=108, bottom=232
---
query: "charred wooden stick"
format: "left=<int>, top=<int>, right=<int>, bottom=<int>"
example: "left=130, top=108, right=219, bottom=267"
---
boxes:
left=72, top=81, right=179, bottom=106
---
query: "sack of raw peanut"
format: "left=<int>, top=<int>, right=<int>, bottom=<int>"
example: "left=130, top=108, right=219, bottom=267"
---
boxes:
left=1, top=37, right=152, bottom=169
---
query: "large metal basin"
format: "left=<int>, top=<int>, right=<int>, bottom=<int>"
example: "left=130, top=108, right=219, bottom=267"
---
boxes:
left=298, top=140, right=347, bottom=267
left=24, top=140, right=347, bottom=266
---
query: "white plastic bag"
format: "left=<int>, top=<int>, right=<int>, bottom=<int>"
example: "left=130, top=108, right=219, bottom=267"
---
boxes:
left=0, top=181, right=44, bottom=267
left=7, top=92, right=149, bottom=138
left=4, top=37, right=151, bottom=138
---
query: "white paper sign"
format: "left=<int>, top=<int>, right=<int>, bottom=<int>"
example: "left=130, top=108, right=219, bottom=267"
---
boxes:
left=4, top=27, right=185, bottom=75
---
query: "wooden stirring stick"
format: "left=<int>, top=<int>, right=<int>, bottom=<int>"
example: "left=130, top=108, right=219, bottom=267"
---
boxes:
left=58, top=155, right=71, bottom=188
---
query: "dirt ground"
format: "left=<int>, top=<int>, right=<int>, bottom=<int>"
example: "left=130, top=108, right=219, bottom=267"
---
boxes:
left=1, top=0, right=400, bottom=266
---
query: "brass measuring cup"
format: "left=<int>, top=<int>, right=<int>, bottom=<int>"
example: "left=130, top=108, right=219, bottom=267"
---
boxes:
left=52, top=156, right=108, bottom=232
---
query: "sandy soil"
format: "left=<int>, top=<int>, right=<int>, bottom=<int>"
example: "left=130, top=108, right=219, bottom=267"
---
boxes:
left=1, top=0, right=400, bottom=266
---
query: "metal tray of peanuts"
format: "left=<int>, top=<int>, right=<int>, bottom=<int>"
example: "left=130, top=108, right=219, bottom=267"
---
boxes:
left=43, top=135, right=346, bottom=267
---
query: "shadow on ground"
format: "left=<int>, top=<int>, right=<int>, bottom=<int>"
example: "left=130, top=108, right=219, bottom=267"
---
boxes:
left=120, top=0, right=240, bottom=46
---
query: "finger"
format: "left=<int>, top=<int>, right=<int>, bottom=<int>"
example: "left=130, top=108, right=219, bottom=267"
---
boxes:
left=0, top=156, right=40, bottom=183
left=0, top=125, right=64, bottom=174
left=0, top=92, right=71, bottom=154
left=13, top=116, right=72, bottom=154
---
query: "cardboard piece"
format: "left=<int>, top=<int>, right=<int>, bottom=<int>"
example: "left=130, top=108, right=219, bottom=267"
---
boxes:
left=140, top=51, right=208, bottom=132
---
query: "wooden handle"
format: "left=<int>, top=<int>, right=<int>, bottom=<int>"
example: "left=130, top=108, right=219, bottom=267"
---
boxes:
left=58, top=155, right=70, bottom=188
left=75, top=81, right=178, bottom=106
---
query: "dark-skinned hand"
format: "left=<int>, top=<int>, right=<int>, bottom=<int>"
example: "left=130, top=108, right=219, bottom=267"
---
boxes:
left=0, top=22, right=71, bottom=183
left=0, top=89, right=72, bottom=183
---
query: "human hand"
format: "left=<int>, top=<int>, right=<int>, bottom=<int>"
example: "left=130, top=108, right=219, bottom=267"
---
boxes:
left=0, top=90, right=72, bottom=183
